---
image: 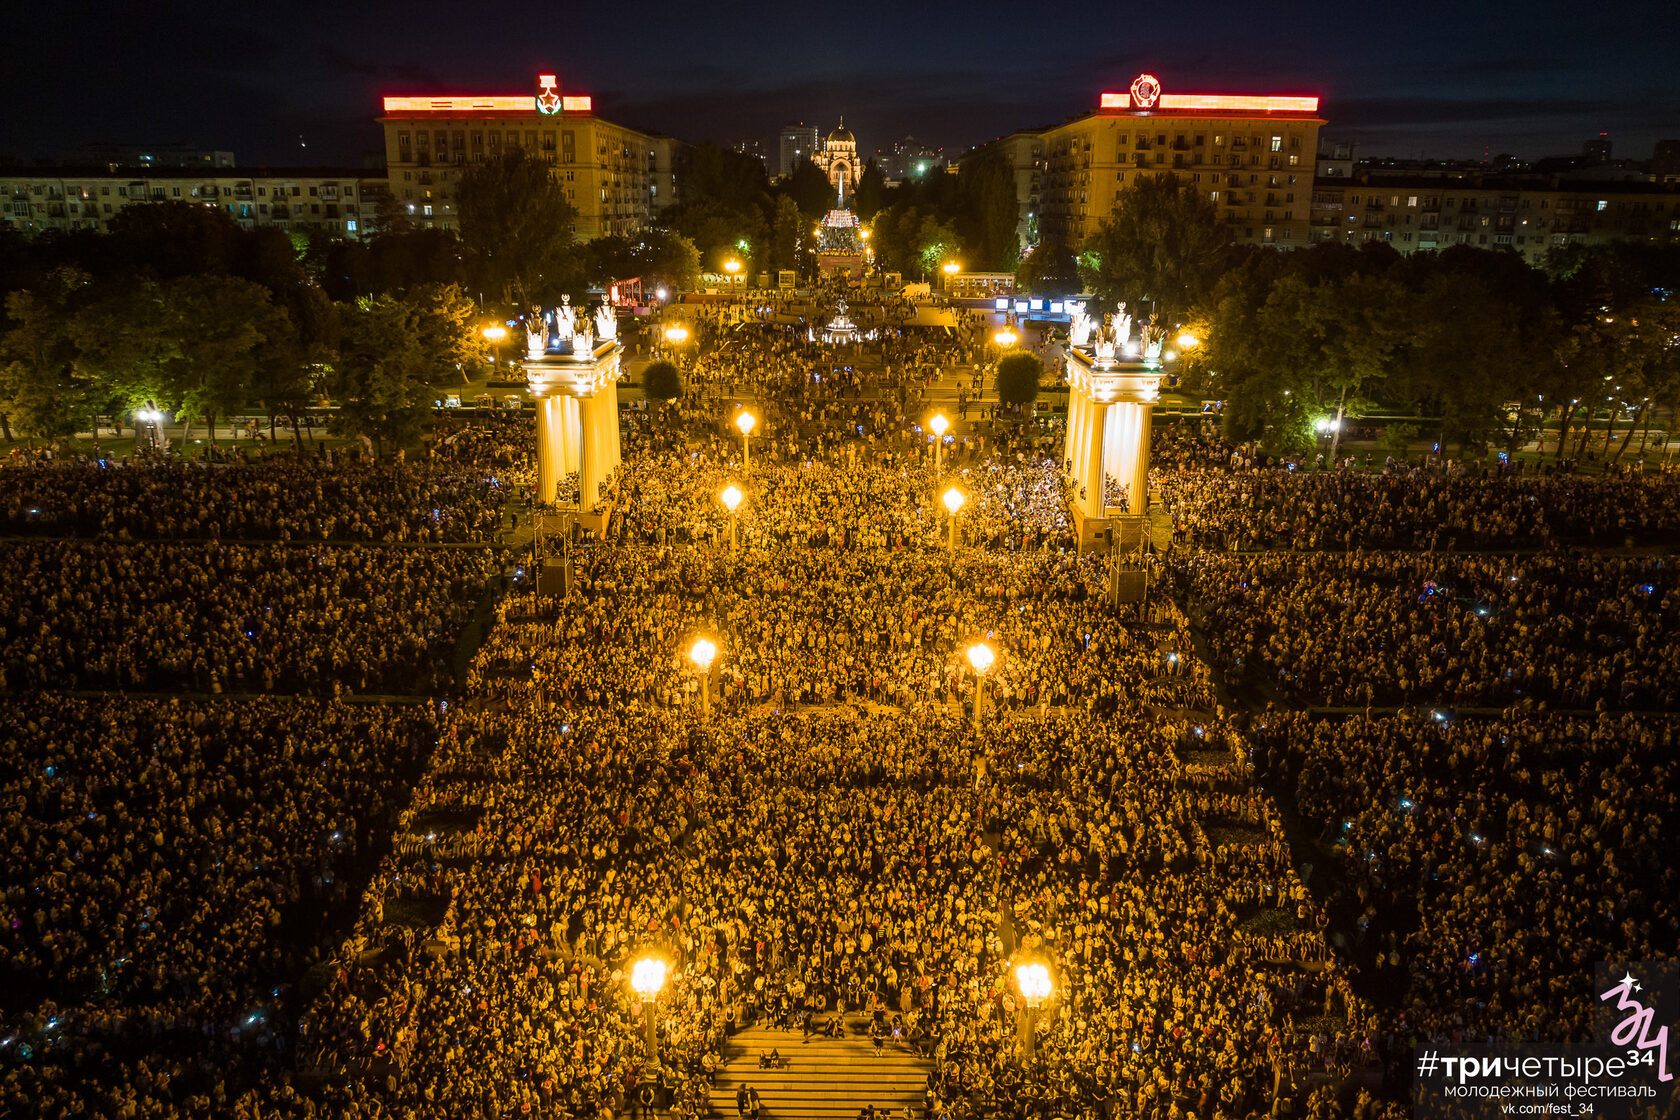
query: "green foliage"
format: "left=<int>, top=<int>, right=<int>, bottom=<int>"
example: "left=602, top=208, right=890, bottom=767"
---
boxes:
left=1080, top=174, right=1226, bottom=322
left=770, top=195, right=803, bottom=277
left=0, top=269, right=98, bottom=439
left=408, top=283, right=483, bottom=383
left=995, top=351, right=1044, bottom=407
left=853, top=160, right=885, bottom=220
left=642, top=359, right=682, bottom=401
left=327, top=295, right=436, bottom=455
left=159, top=276, right=283, bottom=438
left=456, top=148, right=578, bottom=305
left=685, top=143, right=771, bottom=212
left=954, top=148, right=1021, bottom=272
left=1015, top=241, right=1080, bottom=295
left=785, top=159, right=836, bottom=218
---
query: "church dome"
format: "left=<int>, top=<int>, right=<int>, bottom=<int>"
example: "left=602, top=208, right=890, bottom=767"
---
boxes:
left=827, top=120, right=854, bottom=144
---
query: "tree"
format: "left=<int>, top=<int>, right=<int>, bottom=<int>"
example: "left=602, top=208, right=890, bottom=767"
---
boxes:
left=1015, top=241, right=1080, bottom=296
left=1081, top=174, right=1226, bottom=325
left=995, top=351, right=1043, bottom=410
left=456, top=149, right=578, bottom=307
left=0, top=269, right=96, bottom=441
left=328, top=295, right=435, bottom=457
left=159, top=276, right=281, bottom=446
left=955, top=149, right=1021, bottom=272
left=642, top=360, right=682, bottom=401
left=854, top=160, right=885, bottom=220
left=770, top=195, right=803, bottom=277
left=105, top=202, right=242, bottom=279
left=71, top=280, right=180, bottom=427
left=409, top=283, right=482, bottom=384
left=786, top=159, right=835, bottom=218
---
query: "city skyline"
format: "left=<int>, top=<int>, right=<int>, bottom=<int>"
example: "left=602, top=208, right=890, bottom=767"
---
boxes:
left=4, top=0, right=1678, bottom=168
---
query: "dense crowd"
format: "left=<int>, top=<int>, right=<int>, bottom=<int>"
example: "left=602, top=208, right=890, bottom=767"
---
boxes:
left=1174, top=550, right=1680, bottom=708
left=1, top=695, right=437, bottom=1120
left=1248, top=708, right=1679, bottom=1045
left=0, top=540, right=497, bottom=694
left=2, top=461, right=504, bottom=543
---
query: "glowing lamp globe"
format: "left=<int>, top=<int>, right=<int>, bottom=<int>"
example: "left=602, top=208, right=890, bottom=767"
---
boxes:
left=664, top=324, right=688, bottom=344
left=966, top=643, right=995, bottom=675
left=719, top=485, right=742, bottom=512
left=942, top=488, right=965, bottom=515
left=690, top=638, right=717, bottom=670
left=1177, top=333, right=1199, bottom=349
left=929, top=414, right=949, bottom=438
left=1015, top=962, right=1051, bottom=1006
left=724, top=259, right=741, bottom=274
left=631, top=957, right=667, bottom=999
left=482, top=325, right=507, bottom=342
left=994, top=327, right=1017, bottom=347
left=942, top=262, right=959, bottom=275
left=736, top=412, right=756, bottom=436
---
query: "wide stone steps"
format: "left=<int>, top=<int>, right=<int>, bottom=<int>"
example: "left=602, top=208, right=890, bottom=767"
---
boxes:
left=708, top=1018, right=929, bottom=1120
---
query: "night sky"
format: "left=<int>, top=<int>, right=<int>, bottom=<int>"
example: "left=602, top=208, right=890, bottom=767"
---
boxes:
left=5, top=0, right=1677, bottom=169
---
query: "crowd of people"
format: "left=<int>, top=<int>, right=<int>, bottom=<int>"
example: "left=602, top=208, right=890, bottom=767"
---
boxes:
left=0, top=540, right=497, bottom=694
left=2, top=460, right=505, bottom=543
left=1173, top=550, right=1680, bottom=709
left=1246, top=708, right=1678, bottom=1045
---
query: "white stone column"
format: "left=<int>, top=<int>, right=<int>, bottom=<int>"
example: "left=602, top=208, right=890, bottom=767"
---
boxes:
left=1129, top=400, right=1152, bottom=515
left=535, top=395, right=561, bottom=506
left=1082, top=401, right=1107, bottom=520
left=558, top=397, right=580, bottom=474
left=601, top=376, right=622, bottom=480
left=1104, top=403, right=1128, bottom=512
left=1065, top=387, right=1085, bottom=477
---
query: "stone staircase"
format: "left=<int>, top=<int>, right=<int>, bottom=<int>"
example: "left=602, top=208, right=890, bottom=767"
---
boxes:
left=708, top=1016, right=930, bottom=1120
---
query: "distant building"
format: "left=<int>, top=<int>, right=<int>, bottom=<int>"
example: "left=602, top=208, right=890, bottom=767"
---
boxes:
left=1649, top=140, right=1680, bottom=182
left=378, top=74, right=680, bottom=240
left=1316, top=139, right=1356, bottom=179
left=813, top=119, right=857, bottom=204
left=778, top=123, right=819, bottom=178
left=1024, top=73, right=1325, bottom=250
left=1307, top=174, right=1680, bottom=266
left=1, top=168, right=378, bottom=238
left=68, top=142, right=236, bottom=170
left=729, top=137, right=768, bottom=174
left=963, top=131, right=1043, bottom=256
left=874, top=136, right=945, bottom=183
left=1583, top=132, right=1613, bottom=164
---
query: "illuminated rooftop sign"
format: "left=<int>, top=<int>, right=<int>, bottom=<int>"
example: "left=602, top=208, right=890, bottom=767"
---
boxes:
left=1100, top=74, right=1319, bottom=114
left=382, top=74, right=592, bottom=115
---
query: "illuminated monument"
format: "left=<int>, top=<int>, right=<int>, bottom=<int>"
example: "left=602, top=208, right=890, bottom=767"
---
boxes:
left=524, top=298, right=623, bottom=511
left=1061, top=301, right=1163, bottom=551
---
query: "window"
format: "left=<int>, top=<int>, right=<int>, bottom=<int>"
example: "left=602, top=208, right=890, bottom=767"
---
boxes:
left=346, top=220, right=357, bottom=233
left=1597, top=200, right=1608, bottom=212
left=422, top=204, right=433, bottom=216
left=1270, top=136, right=1282, bottom=152
left=1407, top=196, right=1418, bottom=207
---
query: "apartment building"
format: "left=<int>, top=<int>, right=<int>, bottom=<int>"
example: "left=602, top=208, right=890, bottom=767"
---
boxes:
left=379, top=74, right=680, bottom=240
left=1032, top=74, right=1324, bottom=250
left=1307, top=176, right=1680, bottom=266
left=1, top=169, right=377, bottom=238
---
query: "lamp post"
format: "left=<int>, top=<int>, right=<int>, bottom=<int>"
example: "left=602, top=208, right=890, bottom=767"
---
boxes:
left=942, top=260, right=960, bottom=295
left=736, top=411, right=756, bottom=472
left=966, top=641, right=994, bottom=726
left=482, top=324, right=507, bottom=371
left=719, top=484, right=742, bottom=552
left=993, top=322, right=1017, bottom=349
left=942, top=487, right=965, bottom=555
left=690, top=637, right=717, bottom=716
left=631, top=956, right=668, bottom=1072
left=724, top=258, right=741, bottom=295
left=663, top=323, right=689, bottom=366
left=1014, top=961, right=1052, bottom=1062
left=929, top=413, right=949, bottom=473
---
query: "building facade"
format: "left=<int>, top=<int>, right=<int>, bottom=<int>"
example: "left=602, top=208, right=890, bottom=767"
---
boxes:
left=813, top=120, right=857, bottom=205
left=378, top=75, right=679, bottom=241
left=1028, top=74, right=1324, bottom=251
left=1307, top=175, right=1680, bottom=266
left=1, top=168, right=378, bottom=238
left=778, top=123, right=819, bottom=178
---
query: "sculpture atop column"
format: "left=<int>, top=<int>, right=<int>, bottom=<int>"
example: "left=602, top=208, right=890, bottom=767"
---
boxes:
left=1142, top=314, right=1163, bottom=366
left=1094, top=335, right=1116, bottom=366
left=554, top=295, right=576, bottom=343
left=1068, top=301, right=1092, bottom=348
left=1112, top=301, right=1132, bottom=350
left=594, top=301, right=617, bottom=341
left=525, top=311, right=545, bottom=360
left=572, top=318, right=594, bottom=358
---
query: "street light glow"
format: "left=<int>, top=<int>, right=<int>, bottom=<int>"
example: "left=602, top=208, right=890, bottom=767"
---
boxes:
left=736, top=411, right=756, bottom=436
left=630, top=957, right=667, bottom=999
left=664, top=324, right=688, bottom=344
left=724, top=259, right=741, bottom=274
left=967, top=642, right=995, bottom=675
left=689, top=638, right=717, bottom=670
left=1016, top=962, right=1051, bottom=1006
left=1177, top=332, right=1199, bottom=349
left=994, top=326, right=1017, bottom=347
left=942, top=262, right=960, bottom=275
left=719, top=485, right=742, bottom=512
left=942, top=487, right=965, bottom=515
left=482, top=325, right=507, bottom=342
left=929, top=414, right=949, bottom=438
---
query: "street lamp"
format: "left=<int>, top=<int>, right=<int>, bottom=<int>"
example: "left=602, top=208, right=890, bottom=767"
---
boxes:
left=482, top=325, right=507, bottom=370
left=1014, top=961, right=1052, bottom=1061
left=929, top=413, right=949, bottom=473
left=630, top=955, right=668, bottom=1071
left=719, top=484, right=742, bottom=552
left=736, top=411, right=757, bottom=471
left=690, top=637, right=717, bottom=716
left=966, top=641, right=994, bottom=726
left=942, top=260, right=960, bottom=294
left=994, top=319, right=1017, bottom=348
left=724, top=258, right=741, bottom=294
left=942, top=487, right=965, bottom=554
left=1176, top=332, right=1199, bottom=350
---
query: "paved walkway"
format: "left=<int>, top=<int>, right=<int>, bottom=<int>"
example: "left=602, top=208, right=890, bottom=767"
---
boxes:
left=710, top=1019, right=929, bottom=1120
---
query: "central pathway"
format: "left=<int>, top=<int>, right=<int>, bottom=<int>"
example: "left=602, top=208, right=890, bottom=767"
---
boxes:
left=709, top=1017, right=930, bottom=1120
